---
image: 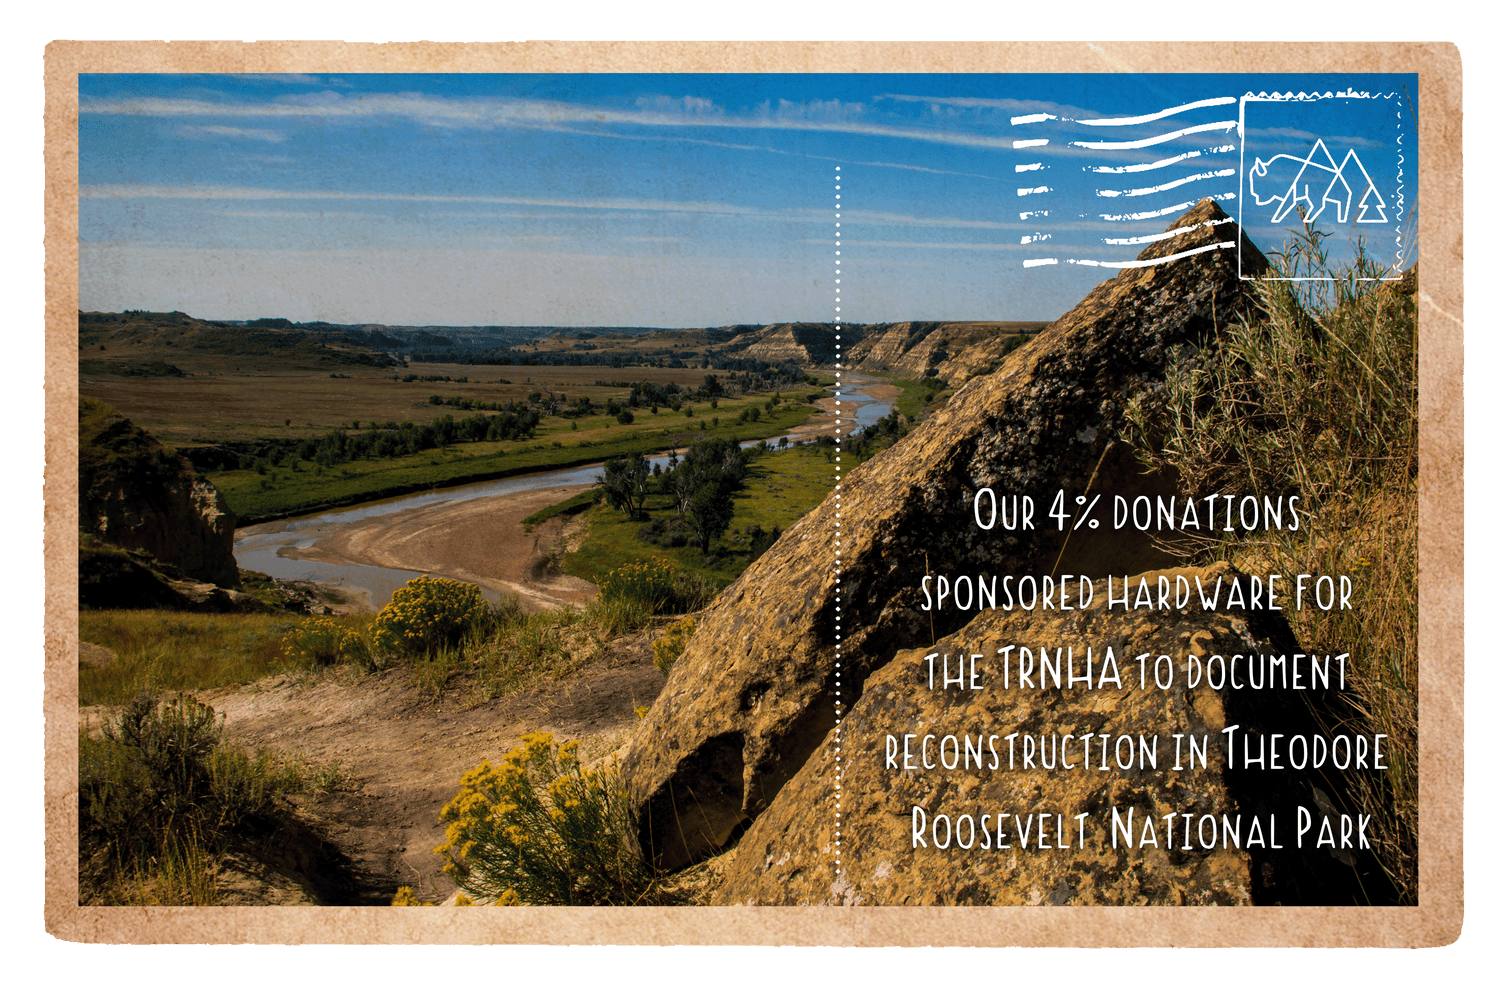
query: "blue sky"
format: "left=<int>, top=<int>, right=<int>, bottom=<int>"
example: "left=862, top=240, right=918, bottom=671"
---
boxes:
left=79, top=72, right=1417, bottom=327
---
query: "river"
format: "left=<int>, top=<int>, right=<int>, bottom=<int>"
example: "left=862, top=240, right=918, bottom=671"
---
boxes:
left=233, top=374, right=895, bottom=607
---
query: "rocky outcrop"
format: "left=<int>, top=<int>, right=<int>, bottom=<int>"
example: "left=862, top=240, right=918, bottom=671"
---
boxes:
left=711, top=563, right=1370, bottom=905
left=740, top=323, right=845, bottom=365
left=842, top=320, right=1034, bottom=384
left=733, top=320, right=1044, bottom=384
left=78, top=540, right=268, bottom=612
left=79, top=398, right=240, bottom=588
left=622, top=200, right=1269, bottom=869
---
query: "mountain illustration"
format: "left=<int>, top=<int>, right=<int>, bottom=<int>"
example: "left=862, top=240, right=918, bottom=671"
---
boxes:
left=1248, top=138, right=1388, bottom=224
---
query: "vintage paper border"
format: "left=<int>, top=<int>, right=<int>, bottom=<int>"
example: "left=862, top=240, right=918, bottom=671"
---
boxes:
left=43, top=40, right=1463, bottom=945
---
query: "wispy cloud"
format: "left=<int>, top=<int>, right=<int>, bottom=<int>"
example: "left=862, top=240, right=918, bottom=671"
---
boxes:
left=81, top=183, right=769, bottom=216
left=179, top=124, right=287, bottom=143
left=85, top=180, right=1080, bottom=238
left=840, top=209, right=1008, bottom=230
left=84, top=183, right=1043, bottom=234
left=223, top=209, right=383, bottom=219
left=1245, top=126, right=1384, bottom=149
left=853, top=239, right=1043, bottom=252
left=527, top=123, right=999, bottom=179
left=221, top=73, right=327, bottom=86
left=81, top=92, right=1018, bottom=151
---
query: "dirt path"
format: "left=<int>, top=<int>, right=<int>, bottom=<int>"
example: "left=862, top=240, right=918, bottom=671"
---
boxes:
left=276, top=484, right=599, bottom=612
left=188, top=628, right=668, bottom=903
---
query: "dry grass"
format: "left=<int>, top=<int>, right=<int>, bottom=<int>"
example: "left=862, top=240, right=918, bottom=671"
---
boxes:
left=79, top=609, right=306, bottom=706
left=1125, top=223, right=1418, bottom=902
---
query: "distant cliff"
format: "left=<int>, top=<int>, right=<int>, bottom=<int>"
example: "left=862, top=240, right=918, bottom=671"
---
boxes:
left=731, top=319, right=1047, bottom=386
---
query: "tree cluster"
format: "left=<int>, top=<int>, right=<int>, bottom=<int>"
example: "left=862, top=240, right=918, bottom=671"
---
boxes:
left=251, top=410, right=542, bottom=470
left=596, top=436, right=750, bottom=554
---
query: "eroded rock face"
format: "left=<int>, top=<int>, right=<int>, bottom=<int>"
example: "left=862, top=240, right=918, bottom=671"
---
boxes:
left=622, top=201, right=1269, bottom=870
left=713, top=564, right=1368, bottom=906
left=79, top=400, right=240, bottom=588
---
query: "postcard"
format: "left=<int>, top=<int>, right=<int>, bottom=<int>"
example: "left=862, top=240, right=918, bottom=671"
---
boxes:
left=45, top=41, right=1462, bottom=945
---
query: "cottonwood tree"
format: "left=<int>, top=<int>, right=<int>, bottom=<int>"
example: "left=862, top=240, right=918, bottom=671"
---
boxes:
left=668, top=437, right=747, bottom=553
left=597, top=454, right=650, bottom=519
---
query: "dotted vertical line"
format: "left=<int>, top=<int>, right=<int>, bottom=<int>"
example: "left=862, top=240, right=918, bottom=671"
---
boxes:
left=833, top=165, right=843, bottom=880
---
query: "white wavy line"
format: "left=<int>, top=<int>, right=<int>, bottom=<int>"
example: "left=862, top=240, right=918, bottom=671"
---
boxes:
left=1071, top=121, right=1236, bottom=151
left=1243, top=90, right=1396, bottom=101
left=1103, top=216, right=1235, bottom=245
left=1017, top=186, right=1052, bottom=196
left=1090, top=145, right=1237, bottom=173
left=1395, top=122, right=1406, bottom=266
left=1074, top=96, right=1237, bottom=127
left=1015, top=163, right=1044, bottom=172
left=1013, top=138, right=1049, bottom=148
left=1098, top=192, right=1236, bottom=221
left=1096, top=168, right=1236, bottom=198
left=1019, top=210, right=1049, bottom=220
left=1011, top=113, right=1057, bottom=125
left=1065, top=240, right=1237, bottom=268
left=1023, top=258, right=1058, bottom=267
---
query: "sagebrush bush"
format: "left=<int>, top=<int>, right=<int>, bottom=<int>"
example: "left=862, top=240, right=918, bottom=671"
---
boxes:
left=651, top=617, right=696, bottom=676
left=372, top=575, right=488, bottom=659
left=436, top=733, right=655, bottom=905
left=78, top=692, right=301, bottom=903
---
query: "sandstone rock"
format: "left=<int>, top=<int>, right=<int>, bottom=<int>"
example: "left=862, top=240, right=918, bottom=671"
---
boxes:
left=623, top=200, right=1269, bottom=869
left=79, top=398, right=240, bottom=588
left=840, top=320, right=1012, bottom=382
left=712, top=563, right=1371, bottom=905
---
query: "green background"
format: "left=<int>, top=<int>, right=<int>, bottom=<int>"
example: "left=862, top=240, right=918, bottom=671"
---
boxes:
left=14, top=0, right=1488, bottom=966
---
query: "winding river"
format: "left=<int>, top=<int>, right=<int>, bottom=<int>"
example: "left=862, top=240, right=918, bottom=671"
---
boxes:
left=233, top=375, right=894, bottom=607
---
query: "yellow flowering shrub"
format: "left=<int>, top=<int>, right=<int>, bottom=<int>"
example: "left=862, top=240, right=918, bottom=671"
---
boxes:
left=372, top=575, right=487, bottom=659
left=390, top=885, right=432, bottom=906
left=435, top=732, right=655, bottom=905
left=651, top=617, right=695, bottom=676
left=284, top=616, right=370, bottom=668
left=596, top=559, right=675, bottom=614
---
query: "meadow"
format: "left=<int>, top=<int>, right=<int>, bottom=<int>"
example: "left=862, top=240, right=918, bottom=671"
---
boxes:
left=84, top=363, right=828, bottom=522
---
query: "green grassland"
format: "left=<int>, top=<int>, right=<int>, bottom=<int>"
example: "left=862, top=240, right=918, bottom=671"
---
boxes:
left=887, top=376, right=954, bottom=421
left=214, top=386, right=824, bottom=523
left=565, top=443, right=836, bottom=591
left=79, top=609, right=310, bottom=706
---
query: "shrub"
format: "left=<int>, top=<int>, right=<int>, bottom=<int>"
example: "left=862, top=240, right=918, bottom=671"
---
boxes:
left=436, top=733, right=655, bottom=904
left=637, top=516, right=690, bottom=548
left=372, top=575, right=487, bottom=659
left=651, top=617, right=696, bottom=676
left=78, top=693, right=300, bottom=903
left=284, top=615, right=371, bottom=669
left=596, top=559, right=675, bottom=614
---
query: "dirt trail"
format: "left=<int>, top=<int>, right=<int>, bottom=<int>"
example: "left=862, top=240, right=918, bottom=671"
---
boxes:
left=189, top=629, right=667, bottom=903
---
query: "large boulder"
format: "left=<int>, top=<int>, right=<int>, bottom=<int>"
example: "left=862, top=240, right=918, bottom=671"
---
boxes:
left=79, top=398, right=240, bottom=588
left=712, top=564, right=1374, bottom=905
left=622, top=200, right=1269, bottom=869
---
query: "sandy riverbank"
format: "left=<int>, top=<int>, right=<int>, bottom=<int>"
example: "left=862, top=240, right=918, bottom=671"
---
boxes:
left=786, top=379, right=899, bottom=442
left=277, top=484, right=600, bottom=612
